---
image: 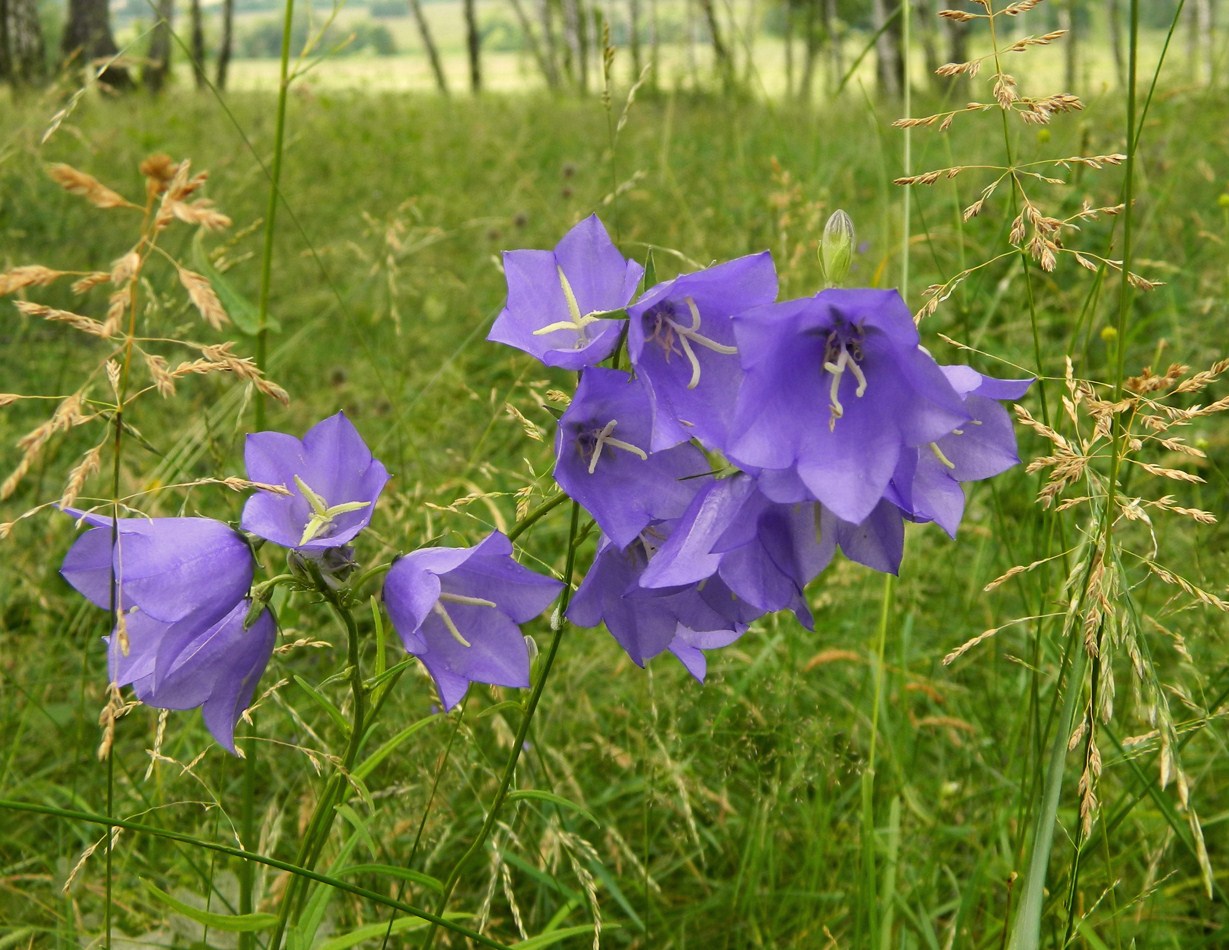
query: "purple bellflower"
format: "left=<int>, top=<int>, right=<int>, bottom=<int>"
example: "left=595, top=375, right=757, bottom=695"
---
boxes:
left=627, top=252, right=777, bottom=453
left=61, top=509, right=254, bottom=623
left=383, top=532, right=563, bottom=710
left=242, top=411, right=390, bottom=553
left=554, top=368, right=712, bottom=548
left=488, top=215, right=644, bottom=370
left=108, top=601, right=276, bottom=754
left=727, top=289, right=969, bottom=524
left=567, top=528, right=760, bottom=672
left=60, top=509, right=272, bottom=753
left=888, top=366, right=1033, bottom=536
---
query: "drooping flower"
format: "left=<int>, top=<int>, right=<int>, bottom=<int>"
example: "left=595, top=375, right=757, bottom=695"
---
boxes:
left=383, top=532, right=563, bottom=710
left=487, top=215, right=644, bottom=370
left=727, top=288, right=969, bottom=523
left=60, top=509, right=272, bottom=754
left=567, top=528, right=760, bottom=671
left=108, top=600, right=276, bottom=754
left=888, top=366, right=1033, bottom=536
left=61, top=509, right=254, bottom=623
left=242, top=411, right=390, bottom=552
left=626, top=252, right=777, bottom=453
left=554, top=368, right=711, bottom=548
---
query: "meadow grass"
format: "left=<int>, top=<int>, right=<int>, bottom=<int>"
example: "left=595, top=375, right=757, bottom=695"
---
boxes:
left=2, top=14, right=1229, bottom=946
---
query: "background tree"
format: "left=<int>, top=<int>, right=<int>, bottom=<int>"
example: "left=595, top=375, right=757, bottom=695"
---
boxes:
left=464, top=0, right=481, bottom=91
left=872, top=0, right=903, bottom=97
left=0, top=0, right=47, bottom=87
left=410, top=0, right=449, bottom=93
left=144, top=0, right=174, bottom=93
left=61, top=0, right=131, bottom=89
left=216, top=0, right=234, bottom=89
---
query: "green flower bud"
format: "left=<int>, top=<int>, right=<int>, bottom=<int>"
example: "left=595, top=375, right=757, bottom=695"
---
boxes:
left=819, top=210, right=855, bottom=288
left=1218, top=193, right=1229, bottom=210
left=1100, top=325, right=1118, bottom=344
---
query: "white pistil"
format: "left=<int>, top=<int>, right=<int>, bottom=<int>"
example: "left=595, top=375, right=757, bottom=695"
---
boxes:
left=532, top=266, right=604, bottom=345
left=432, top=592, right=499, bottom=648
left=822, top=342, right=869, bottom=430
left=587, top=419, right=649, bottom=474
left=294, top=474, right=371, bottom=546
left=929, top=442, right=958, bottom=470
left=654, top=297, right=738, bottom=390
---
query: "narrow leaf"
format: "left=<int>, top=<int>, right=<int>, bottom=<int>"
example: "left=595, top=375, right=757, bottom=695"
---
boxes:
left=142, top=881, right=277, bottom=932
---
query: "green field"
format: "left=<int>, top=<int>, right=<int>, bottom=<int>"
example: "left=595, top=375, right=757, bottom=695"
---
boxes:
left=2, top=8, right=1229, bottom=948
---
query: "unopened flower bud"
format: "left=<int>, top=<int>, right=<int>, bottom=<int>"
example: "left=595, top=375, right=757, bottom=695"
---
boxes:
left=820, top=210, right=855, bottom=288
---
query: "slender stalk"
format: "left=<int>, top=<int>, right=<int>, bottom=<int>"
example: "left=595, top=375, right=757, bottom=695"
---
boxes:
left=423, top=500, right=583, bottom=949
left=253, top=0, right=297, bottom=432
left=267, top=585, right=368, bottom=950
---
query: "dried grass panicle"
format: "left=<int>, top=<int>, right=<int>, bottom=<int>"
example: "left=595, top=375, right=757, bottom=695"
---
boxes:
left=47, top=163, right=137, bottom=211
left=177, top=265, right=230, bottom=329
left=60, top=442, right=105, bottom=510
left=0, top=264, right=65, bottom=295
left=14, top=300, right=109, bottom=337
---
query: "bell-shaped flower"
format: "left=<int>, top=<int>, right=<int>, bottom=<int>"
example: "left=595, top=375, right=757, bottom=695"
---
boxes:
left=554, top=368, right=712, bottom=548
left=888, top=366, right=1033, bottom=536
left=727, top=288, right=969, bottom=524
left=242, top=411, right=390, bottom=552
left=108, top=600, right=276, bottom=754
left=61, top=509, right=254, bottom=624
left=638, top=474, right=833, bottom=625
left=567, top=528, right=761, bottom=671
left=627, top=252, right=777, bottom=453
left=487, top=215, right=644, bottom=370
left=383, top=532, right=563, bottom=710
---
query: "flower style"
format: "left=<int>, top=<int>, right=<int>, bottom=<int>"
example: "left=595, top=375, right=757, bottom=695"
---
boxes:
left=383, top=532, right=563, bottom=710
left=554, top=368, right=712, bottom=548
left=108, top=601, right=276, bottom=754
left=627, top=252, right=777, bottom=453
left=60, top=509, right=272, bottom=753
left=727, top=288, right=970, bottom=523
left=61, top=509, right=255, bottom=623
left=888, top=366, right=1033, bottom=536
left=567, top=528, right=760, bottom=672
left=487, top=215, right=644, bottom=370
left=242, top=411, right=390, bottom=552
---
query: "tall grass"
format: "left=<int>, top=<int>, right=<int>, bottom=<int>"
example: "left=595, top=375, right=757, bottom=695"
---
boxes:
left=2, top=4, right=1229, bottom=945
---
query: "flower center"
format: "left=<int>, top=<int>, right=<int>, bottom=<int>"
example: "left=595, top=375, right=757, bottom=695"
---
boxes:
left=294, top=475, right=371, bottom=546
left=579, top=419, right=649, bottom=474
left=432, top=591, right=499, bottom=648
left=531, top=265, right=606, bottom=348
left=821, top=331, right=868, bottom=430
left=645, top=297, right=738, bottom=390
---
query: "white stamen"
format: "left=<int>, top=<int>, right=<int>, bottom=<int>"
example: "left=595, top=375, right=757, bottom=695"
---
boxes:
left=821, top=340, right=868, bottom=430
left=432, top=601, right=473, bottom=648
left=930, top=442, right=958, bottom=470
left=532, top=266, right=603, bottom=345
left=587, top=419, right=648, bottom=474
left=294, top=475, right=371, bottom=546
left=651, top=297, right=737, bottom=390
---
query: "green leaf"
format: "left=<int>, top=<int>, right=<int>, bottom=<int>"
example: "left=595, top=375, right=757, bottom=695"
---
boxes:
left=334, top=863, right=444, bottom=893
left=192, top=230, right=274, bottom=335
left=315, top=913, right=471, bottom=950
left=642, top=248, right=656, bottom=291
left=506, top=789, right=598, bottom=826
left=142, top=881, right=278, bottom=932
left=292, top=674, right=350, bottom=735
left=352, top=715, right=436, bottom=782
left=510, top=924, right=613, bottom=948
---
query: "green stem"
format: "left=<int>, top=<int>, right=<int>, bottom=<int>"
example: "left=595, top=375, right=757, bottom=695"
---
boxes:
left=861, top=572, right=894, bottom=945
left=254, top=0, right=297, bottom=431
left=423, top=500, right=583, bottom=949
left=0, top=799, right=507, bottom=948
left=268, top=585, right=368, bottom=950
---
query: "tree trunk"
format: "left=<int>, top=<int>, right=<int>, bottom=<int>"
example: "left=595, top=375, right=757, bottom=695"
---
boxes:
left=628, top=0, right=641, bottom=79
left=190, top=0, right=206, bottom=89
left=1107, top=0, right=1125, bottom=87
left=823, top=0, right=842, bottom=92
left=914, top=0, right=941, bottom=81
left=2, top=0, right=47, bottom=86
left=697, top=0, right=732, bottom=89
left=1059, top=0, right=1075, bottom=90
left=562, top=0, right=589, bottom=92
left=800, top=0, right=821, bottom=102
left=463, top=0, right=481, bottom=92
left=144, top=0, right=174, bottom=93
left=872, top=0, right=903, bottom=98
left=783, top=1, right=795, bottom=98
left=538, top=0, right=562, bottom=89
left=940, top=8, right=970, bottom=94
left=1193, top=0, right=1215, bottom=86
left=61, top=0, right=131, bottom=90
left=410, top=0, right=450, bottom=93
left=216, top=0, right=234, bottom=90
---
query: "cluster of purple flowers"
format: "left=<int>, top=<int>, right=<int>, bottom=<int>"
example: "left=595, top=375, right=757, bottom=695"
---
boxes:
left=58, top=213, right=1029, bottom=753
left=62, top=412, right=560, bottom=751
left=489, top=215, right=1031, bottom=678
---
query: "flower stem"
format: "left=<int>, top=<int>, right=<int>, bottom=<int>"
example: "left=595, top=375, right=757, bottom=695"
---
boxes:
left=267, top=585, right=368, bottom=950
left=423, top=499, right=583, bottom=948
